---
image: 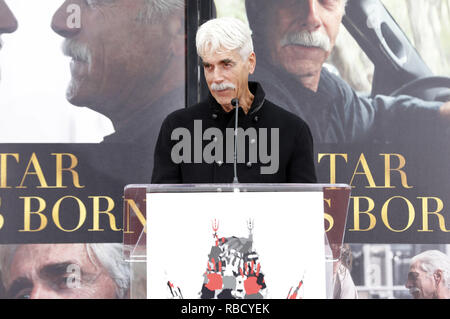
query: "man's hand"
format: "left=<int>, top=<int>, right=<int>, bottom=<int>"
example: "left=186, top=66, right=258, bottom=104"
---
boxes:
left=205, top=258, right=223, bottom=291
left=240, top=260, right=263, bottom=295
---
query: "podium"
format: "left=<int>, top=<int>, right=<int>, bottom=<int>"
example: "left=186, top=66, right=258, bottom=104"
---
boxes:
left=123, top=183, right=350, bottom=299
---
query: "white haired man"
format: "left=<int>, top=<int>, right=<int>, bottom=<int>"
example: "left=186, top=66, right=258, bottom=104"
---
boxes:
left=152, top=17, right=317, bottom=183
left=245, top=0, right=450, bottom=143
left=0, top=243, right=130, bottom=299
left=51, top=0, right=185, bottom=166
left=405, top=250, right=450, bottom=299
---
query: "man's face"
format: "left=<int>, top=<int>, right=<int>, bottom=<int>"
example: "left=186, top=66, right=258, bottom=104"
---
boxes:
left=266, top=0, right=344, bottom=78
left=51, top=0, right=174, bottom=116
left=202, top=48, right=256, bottom=109
left=5, top=244, right=117, bottom=299
left=405, top=261, right=438, bottom=299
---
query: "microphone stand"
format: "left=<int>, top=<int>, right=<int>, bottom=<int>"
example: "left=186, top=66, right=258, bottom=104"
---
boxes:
left=231, top=98, right=240, bottom=184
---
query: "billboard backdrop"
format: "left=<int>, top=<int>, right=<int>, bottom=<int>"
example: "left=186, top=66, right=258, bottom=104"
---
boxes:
left=0, top=0, right=186, bottom=299
left=0, top=0, right=448, bottom=299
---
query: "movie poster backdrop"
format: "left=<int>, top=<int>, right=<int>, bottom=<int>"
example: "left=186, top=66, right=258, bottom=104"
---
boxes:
left=242, top=0, right=450, bottom=244
left=0, top=0, right=449, bottom=299
left=0, top=0, right=185, bottom=299
left=240, top=0, right=450, bottom=299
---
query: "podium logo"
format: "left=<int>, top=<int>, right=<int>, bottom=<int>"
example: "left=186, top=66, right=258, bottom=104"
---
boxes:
left=170, top=120, right=279, bottom=174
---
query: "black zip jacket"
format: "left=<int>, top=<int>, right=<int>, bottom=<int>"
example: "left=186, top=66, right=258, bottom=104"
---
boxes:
left=151, top=82, right=317, bottom=184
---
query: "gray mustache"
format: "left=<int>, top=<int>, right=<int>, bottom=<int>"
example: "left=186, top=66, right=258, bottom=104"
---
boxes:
left=211, top=83, right=236, bottom=91
left=409, top=287, right=420, bottom=294
left=62, top=39, right=92, bottom=64
left=280, top=30, right=331, bottom=51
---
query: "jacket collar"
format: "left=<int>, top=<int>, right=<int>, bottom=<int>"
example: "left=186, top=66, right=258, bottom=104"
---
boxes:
left=208, top=81, right=266, bottom=116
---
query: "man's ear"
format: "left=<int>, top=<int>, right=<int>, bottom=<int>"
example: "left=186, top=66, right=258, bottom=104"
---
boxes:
left=248, top=52, right=256, bottom=75
left=433, top=270, right=443, bottom=285
left=166, top=11, right=185, bottom=57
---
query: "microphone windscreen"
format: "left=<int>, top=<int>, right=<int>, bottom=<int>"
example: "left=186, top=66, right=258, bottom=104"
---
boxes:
left=231, top=98, right=239, bottom=107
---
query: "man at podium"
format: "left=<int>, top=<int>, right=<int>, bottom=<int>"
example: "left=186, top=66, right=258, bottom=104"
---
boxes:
left=152, top=17, right=317, bottom=184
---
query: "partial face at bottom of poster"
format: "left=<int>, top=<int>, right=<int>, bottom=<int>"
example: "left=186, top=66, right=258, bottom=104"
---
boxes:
left=0, top=243, right=128, bottom=299
left=146, top=191, right=326, bottom=299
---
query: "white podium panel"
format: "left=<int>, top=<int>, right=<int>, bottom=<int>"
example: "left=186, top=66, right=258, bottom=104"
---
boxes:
left=123, top=183, right=351, bottom=299
left=147, top=191, right=325, bottom=299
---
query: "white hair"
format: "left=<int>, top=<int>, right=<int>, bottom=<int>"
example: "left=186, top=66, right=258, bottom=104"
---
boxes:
left=139, top=0, right=184, bottom=23
left=412, top=250, right=450, bottom=288
left=196, top=17, right=254, bottom=61
left=86, top=244, right=131, bottom=299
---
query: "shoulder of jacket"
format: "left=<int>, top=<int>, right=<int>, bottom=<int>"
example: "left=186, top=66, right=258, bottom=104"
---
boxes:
left=263, top=99, right=309, bottom=126
left=164, top=101, right=209, bottom=122
left=321, top=68, right=355, bottom=97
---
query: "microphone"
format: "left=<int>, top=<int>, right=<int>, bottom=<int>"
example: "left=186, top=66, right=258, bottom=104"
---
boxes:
left=231, top=98, right=240, bottom=184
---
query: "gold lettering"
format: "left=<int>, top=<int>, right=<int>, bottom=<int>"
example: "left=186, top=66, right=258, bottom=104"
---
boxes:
left=380, top=154, right=412, bottom=189
left=1, top=153, right=19, bottom=188
left=418, top=197, right=450, bottom=232
left=88, top=196, right=120, bottom=231
left=52, top=153, right=85, bottom=189
left=18, top=153, right=49, bottom=188
left=52, top=196, right=86, bottom=232
left=349, top=153, right=380, bottom=188
left=381, top=196, right=415, bottom=232
left=20, top=196, right=47, bottom=232
left=123, top=199, right=146, bottom=234
left=0, top=197, right=4, bottom=229
left=318, top=153, right=348, bottom=184
left=349, top=196, right=376, bottom=231
left=324, top=198, right=334, bottom=232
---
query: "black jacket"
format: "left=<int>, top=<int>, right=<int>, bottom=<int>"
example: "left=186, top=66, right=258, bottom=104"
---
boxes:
left=151, top=82, right=317, bottom=184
